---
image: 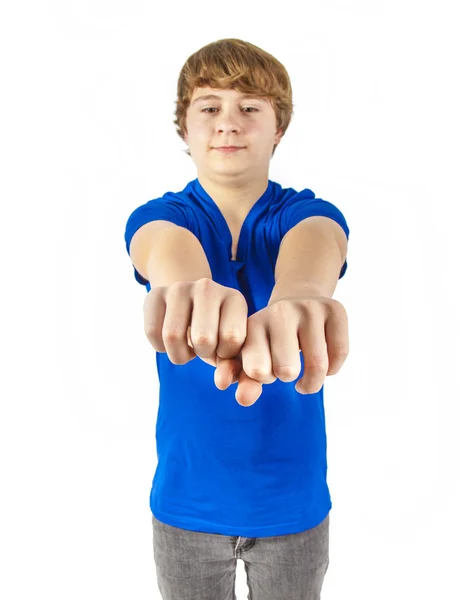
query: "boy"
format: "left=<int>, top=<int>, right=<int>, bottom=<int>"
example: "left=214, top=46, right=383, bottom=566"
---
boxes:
left=124, top=38, right=349, bottom=600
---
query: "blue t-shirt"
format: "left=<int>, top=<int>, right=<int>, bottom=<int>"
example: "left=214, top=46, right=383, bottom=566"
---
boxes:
left=124, top=177, right=349, bottom=537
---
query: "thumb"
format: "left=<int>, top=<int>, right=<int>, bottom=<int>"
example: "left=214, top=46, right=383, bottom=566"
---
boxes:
left=214, top=355, right=242, bottom=390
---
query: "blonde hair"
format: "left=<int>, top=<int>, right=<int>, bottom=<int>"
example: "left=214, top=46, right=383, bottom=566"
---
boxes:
left=173, top=38, right=294, bottom=157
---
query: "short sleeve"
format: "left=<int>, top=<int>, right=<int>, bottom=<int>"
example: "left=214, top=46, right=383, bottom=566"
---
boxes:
left=124, top=194, right=192, bottom=288
left=280, top=189, right=350, bottom=279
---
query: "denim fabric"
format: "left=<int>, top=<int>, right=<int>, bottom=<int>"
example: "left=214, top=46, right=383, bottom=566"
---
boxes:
left=152, top=512, right=329, bottom=599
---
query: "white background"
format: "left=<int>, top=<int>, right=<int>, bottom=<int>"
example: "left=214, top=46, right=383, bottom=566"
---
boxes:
left=1, top=1, right=459, bottom=598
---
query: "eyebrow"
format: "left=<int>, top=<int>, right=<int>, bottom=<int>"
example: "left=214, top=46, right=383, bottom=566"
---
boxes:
left=191, top=93, right=265, bottom=106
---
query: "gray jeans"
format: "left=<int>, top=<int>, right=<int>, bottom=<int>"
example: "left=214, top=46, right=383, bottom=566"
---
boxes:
left=152, top=512, right=330, bottom=600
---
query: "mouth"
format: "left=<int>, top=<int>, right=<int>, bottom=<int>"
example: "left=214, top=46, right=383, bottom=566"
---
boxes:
left=213, top=146, right=245, bottom=153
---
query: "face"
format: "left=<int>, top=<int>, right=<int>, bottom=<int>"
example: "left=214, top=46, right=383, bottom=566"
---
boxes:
left=183, top=87, right=283, bottom=176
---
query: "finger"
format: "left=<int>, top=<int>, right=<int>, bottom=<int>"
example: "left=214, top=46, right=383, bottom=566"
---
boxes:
left=213, top=354, right=266, bottom=407
left=214, top=354, right=265, bottom=409
left=188, top=278, right=223, bottom=360
left=324, top=301, right=349, bottom=375
left=162, top=283, right=196, bottom=365
left=241, top=319, right=276, bottom=384
left=214, top=355, right=241, bottom=390
left=235, top=368, right=263, bottom=407
left=216, top=292, right=248, bottom=359
left=143, top=288, right=168, bottom=353
left=267, top=301, right=302, bottom=383
left=296, top=306, right=329, bottom=394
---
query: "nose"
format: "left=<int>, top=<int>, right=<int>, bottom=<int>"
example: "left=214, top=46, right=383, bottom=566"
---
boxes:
left=215, top=108, right=242, bottom=134
left=218, top=125, right=239, bottom=133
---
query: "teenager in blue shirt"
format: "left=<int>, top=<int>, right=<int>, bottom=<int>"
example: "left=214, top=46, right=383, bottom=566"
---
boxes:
left=125, top=38, right=349, bottom=600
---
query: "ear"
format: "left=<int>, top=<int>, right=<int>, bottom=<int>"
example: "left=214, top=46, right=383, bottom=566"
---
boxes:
left=275, top=127, right=284, bottom=144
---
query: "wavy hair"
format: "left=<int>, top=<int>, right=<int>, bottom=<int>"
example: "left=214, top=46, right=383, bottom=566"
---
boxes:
left=173, top=38, right=294, bottom=157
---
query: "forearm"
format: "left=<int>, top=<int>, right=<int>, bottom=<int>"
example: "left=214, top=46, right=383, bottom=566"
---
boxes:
left=146, top=226, right=212, bottom=288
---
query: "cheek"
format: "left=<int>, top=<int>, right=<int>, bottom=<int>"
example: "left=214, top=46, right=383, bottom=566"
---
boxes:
left=191, top=121, right=211, bottom=136
left=248, top=121, right=267, bottom=136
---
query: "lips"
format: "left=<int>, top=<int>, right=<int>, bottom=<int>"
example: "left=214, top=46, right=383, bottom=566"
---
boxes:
left=214, top=145, right=245, bottom=152
left=214, top=147, right=244, bottom=154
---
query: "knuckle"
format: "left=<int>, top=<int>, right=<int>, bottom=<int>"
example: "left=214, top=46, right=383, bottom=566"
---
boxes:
left=144, top=329, right=162, bottom=348
left=193, top=277, right=214, bottom=292
left=331, top=298, right=345, bottom=311
left=335, top=344, right=349, bottom=359
left=247, top=366, right=270, bottom=380
left=303, top=354, right=328, bottom=372
left=143, top=285, right=162, bottom=306
left=167, top=280, right=186, bottom=292
left=162, top=328, right=184, bottom=343
left=232, top=288, right=247, bottom=302
left=192, top=332, right=217, bottom=346
left=144, top=323, right=164, bottom=347
left=144, top=321, right=161, bottom=337
left=275, top=364, right=299, bottom=379
left=166, top=281, right=191, bottom=301
left=220, top=329, right=245, bottom=346
left=271, top=299, right=291, bottom=314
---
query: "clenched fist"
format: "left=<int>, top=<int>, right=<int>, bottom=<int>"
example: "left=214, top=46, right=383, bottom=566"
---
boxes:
left=142, top=278, right=273, bottom=405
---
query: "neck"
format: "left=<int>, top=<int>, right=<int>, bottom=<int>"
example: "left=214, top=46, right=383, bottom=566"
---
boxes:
left=197, top=172, right=269, bottom=222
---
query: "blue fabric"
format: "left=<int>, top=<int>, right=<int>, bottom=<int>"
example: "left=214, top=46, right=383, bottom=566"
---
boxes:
left=124, top=178, right=349, bottom=537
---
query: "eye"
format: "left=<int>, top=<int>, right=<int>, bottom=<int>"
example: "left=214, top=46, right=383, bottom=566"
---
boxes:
left=201, top=107, right=259, bottom=114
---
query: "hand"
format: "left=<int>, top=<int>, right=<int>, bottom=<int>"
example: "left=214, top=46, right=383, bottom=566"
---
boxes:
left=215, top=295, right=349, bottom=407
left=143, top=278, right=263, bottom=400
